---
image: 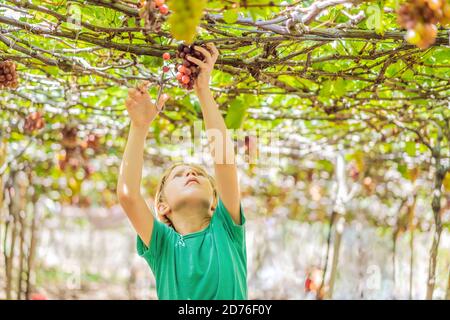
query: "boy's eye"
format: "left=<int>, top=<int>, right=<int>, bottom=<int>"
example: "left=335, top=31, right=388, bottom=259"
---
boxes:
left=172, top=170, right=183, bottom=178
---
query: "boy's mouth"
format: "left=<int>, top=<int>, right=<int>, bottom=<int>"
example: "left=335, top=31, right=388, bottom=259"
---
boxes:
left=185, top=177, right=200, bottom=186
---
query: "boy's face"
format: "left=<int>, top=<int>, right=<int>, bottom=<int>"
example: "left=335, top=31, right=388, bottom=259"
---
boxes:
left=162, top=165, right=214, bottom=213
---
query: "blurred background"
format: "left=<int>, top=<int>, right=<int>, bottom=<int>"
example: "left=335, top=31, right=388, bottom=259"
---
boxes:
left=1, top=145, right=449, bottom=300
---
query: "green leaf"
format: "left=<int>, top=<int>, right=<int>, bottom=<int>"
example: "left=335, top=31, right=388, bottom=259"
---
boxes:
left=319, top=78, right=346, bottom=98
left=168, top=0, right=207, bottom=43
left=44, top=66, right=60, bottom=77
left=405, top=141, right=416, bottom=157
left=386, top=60, right=405, bottom=77
left=317, top=159, right=334, bottom=172
left=223, top=10, right=238, bottom=24
left=397, top=163, right=407, bottom=178
left=333, top=78, right=346, bottom=97
left=193, top=100, right=201, bottom=114
left=141, top=56, right=163, bottom=68
left=153, top=121, right=161, bottom=145
left=319, top=80, right=333, bottom=97
left=164, top=111, right=182, bottom=120
left=225, top=99, right=247, bottom=129
left=128, top=18, right=137, bottom=28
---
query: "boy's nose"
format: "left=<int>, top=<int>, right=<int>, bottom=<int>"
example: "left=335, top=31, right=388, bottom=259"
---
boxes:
left=186, top=170, right=197, bottom=177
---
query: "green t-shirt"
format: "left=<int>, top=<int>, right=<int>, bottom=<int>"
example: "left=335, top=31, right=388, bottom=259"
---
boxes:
left=136, top=198, right=247, bottom=300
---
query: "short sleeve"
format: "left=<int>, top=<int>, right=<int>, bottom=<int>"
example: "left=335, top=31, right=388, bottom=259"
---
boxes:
left=136, top=216, right=172, bottom=270
left=213, top=198, right=246, bottom=245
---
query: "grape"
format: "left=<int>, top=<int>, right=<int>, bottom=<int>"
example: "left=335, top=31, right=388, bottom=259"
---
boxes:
left=405, top=29, right=421, bottom=45
left=0, top=60, right=19, bottom=89
left=426, top=0, right=442, bottom=10
left=159, top=4, right=169, bottom=15
left=174, top=42, right=213, bottom=90
left=423, top=23, right=437, bottom=43
left=442, top=2, right=450, bottom=24
left=138, top=0, right=170, bottom=34
left=86, top=133, right=101, bottom=151
left=444, top=2, right=450, bottom=16
left=24, top=111, right=45, bottom=133
left=397, top=0, right=446, bottom=49
left=181, top=75, right=190, bottom=84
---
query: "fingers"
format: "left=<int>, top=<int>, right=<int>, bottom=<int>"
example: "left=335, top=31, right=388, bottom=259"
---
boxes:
left=129, top=81, right=150, bottom=97
left=128, top=80, right=150, bottom=100
left=126, top=88, right=144, bottom=110
left=126, top=81, right=168, bottom=113
left=128, top=88, right=142, bottom=100
left=125, top=97, right=137, bottom=109
left=186, top=55, right=207, bottom=68
left=193, top=45, right=212, bottom=64
left=137, top=80, right=150, bottom=93
left=128, top=87, right=136, bottom=96
left=141, top=80, right=150, bottom=88
left=156, top=93, right=169, bottom=110
left=205, top=42, right=219, bottom=60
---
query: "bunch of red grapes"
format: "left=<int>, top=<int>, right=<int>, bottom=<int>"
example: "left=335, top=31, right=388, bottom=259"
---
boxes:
left=0, top=60, right=18, bottom=89
left=58, top=125, right=100, bottom=178
left=138, top=0, right=169, bottom=33
left=85, top=133, right=101, bottom=151
left=398, top=0, right=450, bottom=48
left=24, top=111, right=45, bottom=133
left=174, top=44, right=211, bottom=90
left=61, top=126, right=79, bottom=149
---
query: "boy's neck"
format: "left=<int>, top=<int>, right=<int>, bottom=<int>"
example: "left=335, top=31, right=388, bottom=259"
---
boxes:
left=170, top=204, right=212, bottom=236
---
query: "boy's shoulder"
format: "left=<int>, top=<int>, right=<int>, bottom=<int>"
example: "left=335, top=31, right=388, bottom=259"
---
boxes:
left=213, top=197, right=246, bottom=227
left=137, top=215, right=175, bottom=258
left=212, top=198, right=246, bottom=246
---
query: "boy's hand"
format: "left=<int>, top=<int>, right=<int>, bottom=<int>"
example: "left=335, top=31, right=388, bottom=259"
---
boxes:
left=125, top=80, right=169, bottom=128
left=186, top=43, right=219, bottom=95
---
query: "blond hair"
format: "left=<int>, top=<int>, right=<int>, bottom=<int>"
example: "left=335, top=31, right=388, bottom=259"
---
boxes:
left=155, top=163, right=218, bottom=214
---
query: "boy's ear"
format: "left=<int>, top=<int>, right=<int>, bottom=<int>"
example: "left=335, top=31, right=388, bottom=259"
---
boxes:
left=157, top=202, right=171, bottom=216
left=157, top=202, right=173, bottom=227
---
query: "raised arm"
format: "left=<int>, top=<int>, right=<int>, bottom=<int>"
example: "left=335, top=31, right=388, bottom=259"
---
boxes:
left=116, top=81, right=168, bottom=246
left=187, top=43, right=241, bottom=224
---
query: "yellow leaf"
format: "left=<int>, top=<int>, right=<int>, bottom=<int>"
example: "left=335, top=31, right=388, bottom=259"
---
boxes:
left=168, top=0, right=207, bottom=43
left=443, top=172, right=450, bottom=192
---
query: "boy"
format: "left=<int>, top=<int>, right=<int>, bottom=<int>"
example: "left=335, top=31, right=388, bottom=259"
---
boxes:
left=116, top=43, right=247, bottom=300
